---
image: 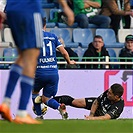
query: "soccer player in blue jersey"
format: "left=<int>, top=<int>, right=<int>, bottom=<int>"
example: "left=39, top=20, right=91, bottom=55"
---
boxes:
left=32, top=18, right=76, bottom=120
left=0, top=0, right=74, bottom=124
left=0, top=0, right=43, bottom=124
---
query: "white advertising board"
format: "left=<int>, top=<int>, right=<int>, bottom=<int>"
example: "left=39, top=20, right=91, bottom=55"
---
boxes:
left=0, top=70, right=133, bottom=119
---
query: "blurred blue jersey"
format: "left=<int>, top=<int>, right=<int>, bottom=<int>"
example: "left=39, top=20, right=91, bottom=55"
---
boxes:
left=5, top=0, right=43, bottom=50
left=6, top=0, right=42, bottom=13
left=36, top=30, right=62, bottom=74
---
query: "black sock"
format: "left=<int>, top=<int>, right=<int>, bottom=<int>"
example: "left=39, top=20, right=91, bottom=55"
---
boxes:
left=53, top=95, right=74, bottom=106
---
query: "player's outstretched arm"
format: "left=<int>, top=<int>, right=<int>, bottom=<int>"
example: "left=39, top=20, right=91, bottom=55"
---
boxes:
left=58, top=0, right=74, bottom=26
left=84, top=114, right=111, bottom=120
left=57, top=46, right=76, bottom=65
left=84, top=99, right=111, bottom=120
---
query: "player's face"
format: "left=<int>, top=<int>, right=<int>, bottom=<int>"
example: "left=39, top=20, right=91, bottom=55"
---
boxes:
left=107, top=88, right=116, bottom=101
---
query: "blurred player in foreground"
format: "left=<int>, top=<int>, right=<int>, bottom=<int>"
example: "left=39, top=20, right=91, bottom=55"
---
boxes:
left=36, top=83, right=124, bottom=120
left=0, top=0, right=43, bottom=124
left=32, top=18, right=76, bottom=120
left=0, top=0, right=74, bottom=124
left=0, top=0, right=74, bottom=30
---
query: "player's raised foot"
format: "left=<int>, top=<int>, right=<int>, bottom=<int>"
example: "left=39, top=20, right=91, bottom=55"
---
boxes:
left=13, top=114, right=42, bottom=124
left=0, top=103, right=12, bottom=122
left=35, top=96, right=42, bottom=104
left=58, top=103, right=68, bottom=120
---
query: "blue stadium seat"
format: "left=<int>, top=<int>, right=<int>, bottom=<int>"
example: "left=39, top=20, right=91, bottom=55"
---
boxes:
left=73, top=29, right=93, bottom=48
left=96, top=29, right=116, bottom=43
left=73, top=47, right=87, bottom=61
left=57, top=23, right=78, bottom=28
left=41, top=0, right=55, bottom=8
left=96, top=29, right=124, bottom=48
left=88, top=24, right=98, bottom=28
left=42, top=9, right=56, bottom=28
left=3, top=48, right=18, bottom=68
left=50, top=28, right=79, bottom=48
left=107, top=48, right=116, bottom=58
left=107, top=48, right=118, bottom=68
left=65, top=42, right=79, bottom=48
left=50, top=28, right=71, bottom=42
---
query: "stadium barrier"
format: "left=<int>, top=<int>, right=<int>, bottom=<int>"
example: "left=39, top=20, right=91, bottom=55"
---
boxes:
left=0, top=56, right=133, bottom=69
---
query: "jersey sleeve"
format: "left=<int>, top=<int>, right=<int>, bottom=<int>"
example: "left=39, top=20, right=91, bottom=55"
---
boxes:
left=106, top=101, right=124, bottom=119
left=97, top=90, right=107, bottom=103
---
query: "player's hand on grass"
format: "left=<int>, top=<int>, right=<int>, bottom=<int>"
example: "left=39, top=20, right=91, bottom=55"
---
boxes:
left=84, top=115, right=94, bottom=120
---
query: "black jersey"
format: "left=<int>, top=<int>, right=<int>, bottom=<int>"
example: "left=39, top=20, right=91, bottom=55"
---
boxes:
left=94, top=90, right=124, bottom=119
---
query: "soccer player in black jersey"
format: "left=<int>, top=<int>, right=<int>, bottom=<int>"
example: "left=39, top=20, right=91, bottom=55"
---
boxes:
left=52, top=83, right=124, bottom=120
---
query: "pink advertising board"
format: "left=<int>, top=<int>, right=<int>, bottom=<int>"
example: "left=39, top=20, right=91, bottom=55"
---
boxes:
left=0, top=70, right=133, bottom=119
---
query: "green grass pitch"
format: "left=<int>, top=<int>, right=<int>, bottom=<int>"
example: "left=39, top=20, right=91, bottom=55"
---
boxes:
left=0, top=119, right=133, bottom=133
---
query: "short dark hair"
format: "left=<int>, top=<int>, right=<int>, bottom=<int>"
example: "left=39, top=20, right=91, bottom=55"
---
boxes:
left=111, top=83, right=124, bottom=97
left=93, top=35, right=103, bottom=41
left=42, top=17, right=46, bottom=27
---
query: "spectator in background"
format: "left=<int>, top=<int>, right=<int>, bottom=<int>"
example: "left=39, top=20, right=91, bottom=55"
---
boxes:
left=81, top=35, right=110, bottom=69
left=119, top=34, right=133, bottom=69
left=56, top=37, right=78, bottom=69
left=73, top=0, right=111, bottom=28
left=100, top=0, right=133, bottom=35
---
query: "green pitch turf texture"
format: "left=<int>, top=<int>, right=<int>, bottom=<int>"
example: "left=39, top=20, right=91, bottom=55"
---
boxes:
left=0, top=119, right=133, bottom=133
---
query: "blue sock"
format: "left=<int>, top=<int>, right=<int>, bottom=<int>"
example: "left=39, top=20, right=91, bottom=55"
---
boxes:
left=18, top=75, right=34, bottom=110
left=46, top=98, right=60, bottom=110
left=32, top=94, right=42, bottom=115
left=5, top=64, right=22, bottom=98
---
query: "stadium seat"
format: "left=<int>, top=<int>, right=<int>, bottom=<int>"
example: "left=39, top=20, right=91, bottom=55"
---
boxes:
left=0, top=30, right=11, bottom=48
left=96, top=29, right=124, bottom=48
left=41, top=0, right=55, bottom=8
left=42, top=9, right=56, bottom=28
left=4, top=28, right=16, bottom=47
left=107, top=48, right=116, bottom=58
left=3, top=48, right=18, bottom=68
left=50, top=28, right=71, bottom=42
left=88, top=24, right=98, bottom=28
left=65, top=42, right=79, bottom=48
left=107, top=48, right=118, bottom=68
left=57, top=22, right=78, bottom=28
left=118, top=29, right=133, bottom=43
left=50, top=28, right=79, bottom=48
left=73, top=47, right=87, bottom=61
left=73, top=29, right=93, bottom=48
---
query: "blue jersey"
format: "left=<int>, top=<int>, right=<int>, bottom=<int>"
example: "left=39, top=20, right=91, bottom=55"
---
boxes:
left=33, top=31, right=62, bottom=98
left=5, top=0, right=43, bottom=50
left=6, top=0, right=42, bottom=13
left=36, top=30, right=62, bottom=74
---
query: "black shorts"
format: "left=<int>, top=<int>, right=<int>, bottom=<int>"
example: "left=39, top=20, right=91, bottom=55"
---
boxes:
left=85, top=97, right=96, bottom=110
